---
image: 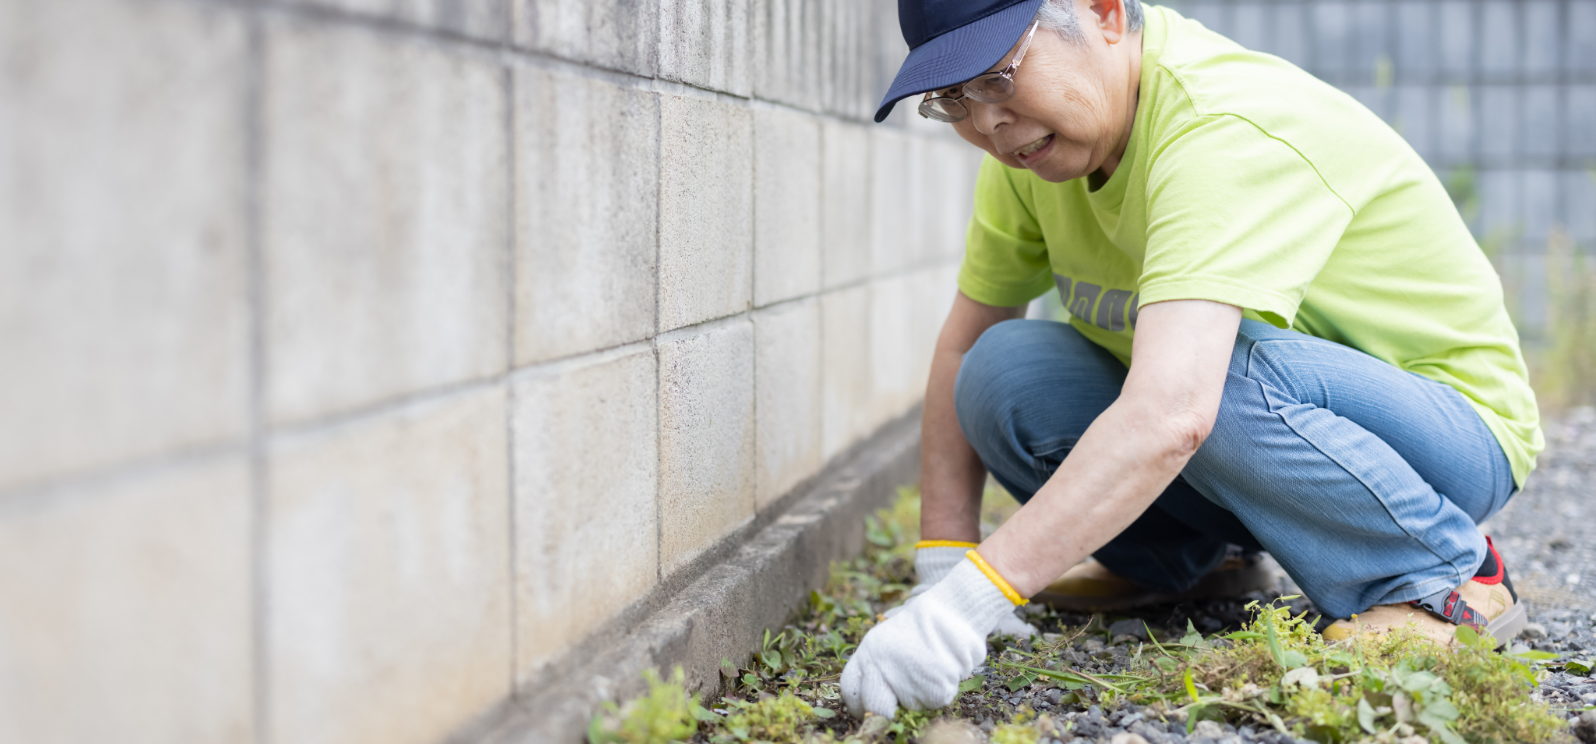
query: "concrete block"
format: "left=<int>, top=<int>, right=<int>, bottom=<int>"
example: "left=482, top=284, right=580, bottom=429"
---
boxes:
left=818, top=0, right=879, bottom=121
left=263, top=20, right=509, bottom=426
left=1345, top=86, right=1388, bottom=124
left=1229, top=3, right=1267, bottom=54
left=0, top=457, right=250, bottom=744
left=1349, top=2, right=1386, bottom=83
left=514, top=69, right=658, bottom=365
left=1393, top=86, right=1435, bottom=161
left=751, top=0, right=820, bottom=107
left=1311, top=2, right=1352, bottom=80
left=513, top=0, right=658, bottom=76
left=1478, top=86, right=1517, bottom=160
left=869, top=274, right=923, bottom=425
left=658, top=94, right=753, bottom=331
left=284, top=0, right=507, bottom=41
left=1523, top=1, right=1560, bottom=76
left=821, top=285, right=873, bottom=461
left=267, top=387, right=511, bottom=744
left=658, top=320, right=756, bottom=575
left=513, top=346, right=658, bottom=677
left=931, top=142, right=981, bottom=262
left=1563, top=171, right=1596, bottom=244
left=1520, top=86, right=1559, bottom=161
left=754, top=299, right=822, bottom=510
left=1436, top=85, right=1475, bottom=161
left=1571, top=1, right=1596, bottom=74
left=1478, top=0, right=1517, bottom=80
left=1270, top=3, right=1310, bottom=69
left=1569, top=86, right=1596, bottom=157
left=658, top=0, right=750, bottom=96
left=871, top=129, right=928, bottom=275
left=0, top=0, right=249, bottom=491
left=1436, top=1, right=1472, bottom=81
left=753, top=108, right=822, bottom=307
left=1394, top=2, right=1436, bottom=80
left=822, top=120, right=874, bottom=288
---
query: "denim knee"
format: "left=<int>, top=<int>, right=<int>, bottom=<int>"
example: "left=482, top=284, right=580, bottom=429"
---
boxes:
left=953, top=320, right=1037, bottom=444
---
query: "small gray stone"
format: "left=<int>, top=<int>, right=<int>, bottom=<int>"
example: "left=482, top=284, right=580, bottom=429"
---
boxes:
left=1109, top=619, right=1151, bottom=640
left=1549, top=622, right=1574, bottom=638
left=1573, top=710, right=1596, bottom=744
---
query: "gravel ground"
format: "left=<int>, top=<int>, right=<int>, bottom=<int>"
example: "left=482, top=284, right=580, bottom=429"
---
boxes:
left=941, top=408, right=1596, bottom=744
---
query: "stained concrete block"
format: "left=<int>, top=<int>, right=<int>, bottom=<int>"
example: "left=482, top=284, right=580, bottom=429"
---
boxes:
left=658, top=0, right=750, bottom=96
left=752, top=0, right=820, bottom=107
left=821, top=285, right=873, bottom=461
left=658, top=94, right=754, bottom=331
left=0, top=0, right=248, bottom=491
left=869, top=274, right=923, bottom=425
left=515, top=69, right=658, bottom=365
left=658, top=320, right=756, bottom=574
left=1569, top=86, right=1596, bottom=158
left=263, top=20, right=509, bottom=426
left=513, top=346, right=658, bottom=677
left=754, top=108, right=822, bottom=308
left=930, top=141, right=981, bottom=262
left=822, top=120, right=874, bottom=289
left=754, top=299, right=822, bottom=510
left=267, top=387, right=511, bottom=744
left=870, top=129, right=919, bottom=275
left=513, top=0, right=658, bottom=76
left=0, top=457, right=250, bottom=744
left=283, top=0, right=507, bottom=41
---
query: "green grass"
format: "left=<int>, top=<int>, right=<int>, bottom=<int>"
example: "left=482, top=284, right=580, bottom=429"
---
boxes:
left=588, top=488, right=1575, bottom=744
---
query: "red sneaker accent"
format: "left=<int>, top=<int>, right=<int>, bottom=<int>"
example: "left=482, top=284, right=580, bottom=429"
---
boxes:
left=1474, top=535, right=1506, bottom=586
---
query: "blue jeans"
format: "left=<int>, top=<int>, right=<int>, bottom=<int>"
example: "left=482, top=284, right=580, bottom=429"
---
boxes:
left=953, top=319, right=1516, bottom=619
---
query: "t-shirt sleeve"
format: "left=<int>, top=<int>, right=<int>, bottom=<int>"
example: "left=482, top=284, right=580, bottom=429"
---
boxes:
left=957, top=156, right=1057, bottom=308
left=1138, top=114, right=1355, bottom=328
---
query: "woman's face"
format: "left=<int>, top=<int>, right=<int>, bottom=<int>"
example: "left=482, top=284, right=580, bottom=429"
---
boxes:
left=948, top=0, right=1138, bottom=183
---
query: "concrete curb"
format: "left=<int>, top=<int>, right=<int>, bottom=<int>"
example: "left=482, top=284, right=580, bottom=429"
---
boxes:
left=481, top=410, right=922, bottom=743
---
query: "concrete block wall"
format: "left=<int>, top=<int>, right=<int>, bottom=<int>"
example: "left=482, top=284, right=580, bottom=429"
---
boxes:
left=1166, top=0, right=1596, bottom=333
left=0, top=0, right=978, bottom=742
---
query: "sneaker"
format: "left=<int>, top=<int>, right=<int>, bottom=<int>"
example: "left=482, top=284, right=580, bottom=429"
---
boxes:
left=1321, top=536, right=1528, bottom=648
left=1031, top=553, right=1277, bottom=612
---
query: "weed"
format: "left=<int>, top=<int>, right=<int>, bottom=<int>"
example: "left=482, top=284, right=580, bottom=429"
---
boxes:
left=589, top=667, right=704, bottom=744
left=592, top=488, right=1570, bottom=744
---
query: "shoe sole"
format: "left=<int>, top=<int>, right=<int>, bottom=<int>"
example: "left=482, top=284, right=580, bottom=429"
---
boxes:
left=1485, top=600, right=1529, bottom=649
left=1033, top=560, right=1277, bottom=612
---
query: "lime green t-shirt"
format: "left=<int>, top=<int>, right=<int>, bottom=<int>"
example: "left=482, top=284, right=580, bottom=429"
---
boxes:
left=958, top=5, right=1542, bottom=486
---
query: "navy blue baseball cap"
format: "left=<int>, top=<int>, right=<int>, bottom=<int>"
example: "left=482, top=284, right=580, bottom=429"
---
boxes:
left=874, top=0, right=1047, bottom=123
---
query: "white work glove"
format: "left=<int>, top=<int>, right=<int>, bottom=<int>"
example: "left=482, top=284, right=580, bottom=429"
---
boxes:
left=886, top=544, right=1039, bottom=639
left=843, top=557, right=1021, bottom=718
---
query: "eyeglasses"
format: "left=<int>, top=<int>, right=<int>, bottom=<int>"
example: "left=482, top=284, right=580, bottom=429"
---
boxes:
left=918, top=20, right=1041, bottom=123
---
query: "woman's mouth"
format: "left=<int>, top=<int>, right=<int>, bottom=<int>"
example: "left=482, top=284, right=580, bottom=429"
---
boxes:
left=1014, top=134, right=1054, bottom=164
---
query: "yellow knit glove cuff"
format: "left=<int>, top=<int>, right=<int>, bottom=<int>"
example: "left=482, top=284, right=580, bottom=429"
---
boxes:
left=965, top=550, right=1028, bottom=606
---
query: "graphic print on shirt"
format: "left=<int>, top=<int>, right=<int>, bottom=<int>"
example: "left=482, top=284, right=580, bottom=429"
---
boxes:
left=1055, top=274, right=1138, bottom=333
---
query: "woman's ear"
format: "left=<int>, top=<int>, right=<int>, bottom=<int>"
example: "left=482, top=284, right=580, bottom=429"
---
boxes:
left=1084, top=0, right=1126, bottom=44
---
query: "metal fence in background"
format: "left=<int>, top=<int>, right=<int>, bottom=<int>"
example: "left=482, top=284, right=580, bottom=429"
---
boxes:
left=1165, top=0, right=1596, bottom=333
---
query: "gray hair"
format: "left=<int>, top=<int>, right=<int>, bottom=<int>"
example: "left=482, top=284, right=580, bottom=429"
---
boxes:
left=1034, top=0, right=1144, bottom=43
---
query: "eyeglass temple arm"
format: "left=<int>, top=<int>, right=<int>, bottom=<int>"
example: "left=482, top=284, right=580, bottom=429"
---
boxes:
left=1005, top=20, right=1042, bottom=74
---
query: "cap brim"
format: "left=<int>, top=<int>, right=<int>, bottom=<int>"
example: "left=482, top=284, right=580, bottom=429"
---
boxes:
left=874, top=0, right=1046, bottom=123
